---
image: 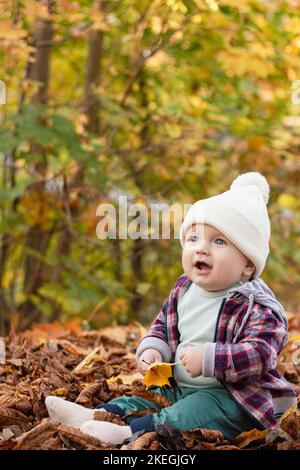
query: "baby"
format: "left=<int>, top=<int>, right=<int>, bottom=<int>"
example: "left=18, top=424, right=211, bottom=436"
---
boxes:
left=45, top=172, right=297, bottom=445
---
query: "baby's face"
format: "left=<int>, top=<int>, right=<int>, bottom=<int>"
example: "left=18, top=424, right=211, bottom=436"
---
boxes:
left=182, top=223, right=255, bottom=291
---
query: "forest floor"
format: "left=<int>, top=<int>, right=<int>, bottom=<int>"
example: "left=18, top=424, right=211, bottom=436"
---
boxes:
left=0, top=313, right=300, bottom=451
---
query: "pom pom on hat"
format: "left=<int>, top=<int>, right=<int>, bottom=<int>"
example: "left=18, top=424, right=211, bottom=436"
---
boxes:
left=230, top=171, right=270, bottom=205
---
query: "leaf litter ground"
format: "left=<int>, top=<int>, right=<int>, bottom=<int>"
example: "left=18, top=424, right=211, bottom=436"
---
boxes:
left=0, top=315, right=299, bottom=451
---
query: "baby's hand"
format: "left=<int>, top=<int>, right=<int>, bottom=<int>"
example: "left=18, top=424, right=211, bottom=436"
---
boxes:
left=137, top=349, right=163, bottom=375
left=179, top=346, right=203, bottom=378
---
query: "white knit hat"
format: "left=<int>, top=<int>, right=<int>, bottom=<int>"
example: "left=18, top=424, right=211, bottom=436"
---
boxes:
left=179, top=172, right=271, bottom=277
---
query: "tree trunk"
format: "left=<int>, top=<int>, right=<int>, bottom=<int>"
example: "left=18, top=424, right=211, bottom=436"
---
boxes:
left=129, top=72, right=150, bottom=319
left=49, top=0, right=105, bottom=321
left=82, top=0, right=104, bottom=134
left=18, top=7, right=54, bottom=329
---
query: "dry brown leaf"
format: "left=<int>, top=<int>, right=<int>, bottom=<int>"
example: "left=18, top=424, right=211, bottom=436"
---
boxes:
left=93, top=409, right=125, bottom=425
left=14, top=400, right=33, bottom=416
left=75, top=382, right=102, bottom=407
left=130, top=388, right=173, bottom=408
left=277, top=440, right=300, bottom=450
left=281, top=362, right=299, bottom=383
left=234, top=428, right=269, bottom=448
left=0, top=407, right=32, bottom=426
left=0, top=395, right=20, bottom=408
left=201, top=441, right=241, bottom=450
left=57, top=423, right=109, bottom=449
left=107, top=382, right=132, bottom=396
left=279, top=400, right=300, bottom=439
left=98, top=326, right=128, bottom=346
left=104, top=365, right=115, bottom=378
left=133, top=322, right=148, bottom=341
left=41, top=435, right=63, bottom=450
left=56, top=339, right=88, bottom=356
left=15, top=418, right=57, bottom=450
left=193, top=428, right=224, bottom=443
left=0, top=321, right=299, bottom=451
left=109, top=372, right=144, bottom=386
left=72, top=346, right=102, bottom=373
left=121, top=431, right=160, bottom=450
left=265, top=426, right=292, bottom=446
left=180, top=428, right=225, bottom=450
left=0, top=438, right=16, bottom=450
left=6, top=358, right=23, bottom=367
left=22, top=321, right=81, bottom=342
left=292, top=348, right=300, bottom=366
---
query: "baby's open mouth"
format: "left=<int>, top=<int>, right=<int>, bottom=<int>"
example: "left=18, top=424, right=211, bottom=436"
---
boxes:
left=194, top=261, right=212, bottom=271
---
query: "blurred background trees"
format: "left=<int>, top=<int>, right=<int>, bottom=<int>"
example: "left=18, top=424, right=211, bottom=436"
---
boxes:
left=0, top=0, right=300, bottom=334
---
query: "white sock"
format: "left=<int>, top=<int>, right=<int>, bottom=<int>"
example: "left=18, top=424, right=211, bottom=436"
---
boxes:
left=45, top=396, right=107, bottom=428
left=80, top=420, right=133, bottom=445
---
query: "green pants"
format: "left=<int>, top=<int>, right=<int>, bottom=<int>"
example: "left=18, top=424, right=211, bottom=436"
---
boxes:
left=105, top=385, right=260, bottom=441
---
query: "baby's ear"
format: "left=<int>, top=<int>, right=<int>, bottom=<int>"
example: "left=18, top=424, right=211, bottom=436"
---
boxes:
left=243, top=259, right=256, bottom=280
left=249, top=261, right=256, bottom=278
left=246, top=259, right=255, bottom=270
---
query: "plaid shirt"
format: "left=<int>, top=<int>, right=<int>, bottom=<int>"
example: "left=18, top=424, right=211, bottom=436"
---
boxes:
left=137, top=274, right=297, bottom=429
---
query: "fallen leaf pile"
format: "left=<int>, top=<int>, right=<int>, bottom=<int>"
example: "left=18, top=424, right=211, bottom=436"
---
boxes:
left=0, top=316, right=299, bottom=451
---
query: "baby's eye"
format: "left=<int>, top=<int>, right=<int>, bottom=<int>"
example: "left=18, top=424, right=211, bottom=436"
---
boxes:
left=187, top=235, right=198, bottom=242
left=214, top=238, right=226, bottom=245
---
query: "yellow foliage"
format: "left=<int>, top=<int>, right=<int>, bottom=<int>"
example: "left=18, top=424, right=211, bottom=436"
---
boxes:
left=51, top=388, right=69, bottom=397
left=277, top=194, right=298, bottom=211
left=246, top=135, right=267, bottom=150
left=23, top=0, right=52, bottom=22
left=289, top=334, right=300, bottom=343
left=91, top=12, right=110, bottom=32
left=0, top=21, right=27, bottom=40
left=144, top=362, right=174, bottom=389
left=218, top=46, right=276, bottom=78
left=153, top=163, right=173, bottom=181
left=18, top=190, right=62, bottom=228
left=110, top=298, right=129, bottom=315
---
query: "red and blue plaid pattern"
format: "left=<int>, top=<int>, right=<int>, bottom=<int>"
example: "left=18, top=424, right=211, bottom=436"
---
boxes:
left=140, top=274, right=297, bottom=429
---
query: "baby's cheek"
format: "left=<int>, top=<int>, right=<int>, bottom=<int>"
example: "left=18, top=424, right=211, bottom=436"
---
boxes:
left=182, top=250, right=192, bottom=272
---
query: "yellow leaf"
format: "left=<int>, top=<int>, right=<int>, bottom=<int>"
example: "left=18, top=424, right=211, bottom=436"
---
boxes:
left=277, top=193, right=298, bottom=211
left=288, top=334, right=300, bottom=343
left=51, top=388, right=69, bottom=397
left=106, top=376, right=120, bottom=385
left=144, top=362, right=176, bottom=389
